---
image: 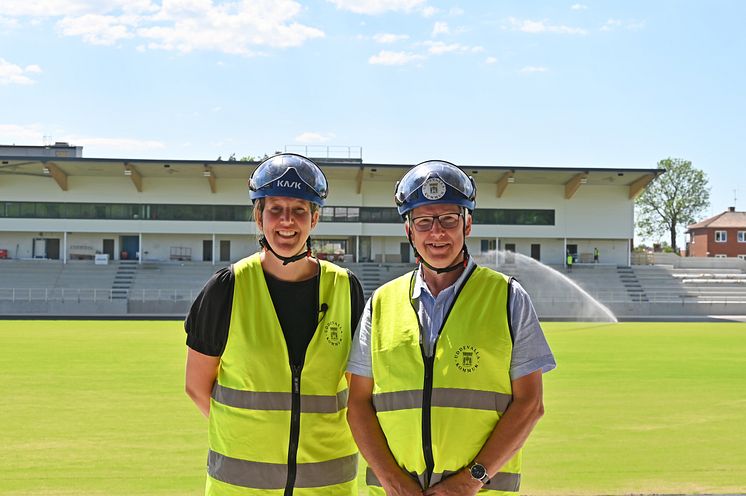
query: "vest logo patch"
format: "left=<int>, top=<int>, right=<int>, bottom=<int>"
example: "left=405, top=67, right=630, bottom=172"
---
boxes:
left=422, top=177, right=446, bottom=200
left=324, top=321, right=343, bottom=346
left=454, top=345, right=480, bottom=373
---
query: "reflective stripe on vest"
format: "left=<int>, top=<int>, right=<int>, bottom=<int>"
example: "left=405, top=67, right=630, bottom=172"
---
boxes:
left=370, top=266, right=521, bottom=494
left=207, top=254, right=357, bottom=494
left=208, top=450, right=358, bottom=489
left=372, top=388, right=512, bottom=413
left=212, top=382, right=349, bottom=413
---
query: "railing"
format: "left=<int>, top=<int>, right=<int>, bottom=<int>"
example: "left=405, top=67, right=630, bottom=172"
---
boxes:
left=0, top=288, right=118, bottom=302
left=0, top=288, right=203, bottom=302
left=531, top=289, right=746, bottom=304
left=5, top=287, right=746, bottom=305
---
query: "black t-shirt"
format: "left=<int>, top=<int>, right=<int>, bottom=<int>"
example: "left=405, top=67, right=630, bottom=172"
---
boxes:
left=184, top=264, right=365, bottom=367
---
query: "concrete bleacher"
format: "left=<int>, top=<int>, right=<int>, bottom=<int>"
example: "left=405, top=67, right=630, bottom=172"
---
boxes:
left=5, top=256, right=746, bottom=318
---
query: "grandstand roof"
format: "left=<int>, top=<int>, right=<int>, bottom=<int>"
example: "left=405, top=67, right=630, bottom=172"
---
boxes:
left=0, top=153, right=662, bottom=188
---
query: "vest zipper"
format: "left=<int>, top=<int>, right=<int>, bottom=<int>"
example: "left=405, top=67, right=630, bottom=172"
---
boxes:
left=421, top=350, right=436, bottom=488
left=284, top=363, right=302, bottom=496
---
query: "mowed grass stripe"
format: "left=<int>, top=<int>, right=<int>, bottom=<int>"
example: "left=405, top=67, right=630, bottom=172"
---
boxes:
left=523, top=322, right=746, bottom=495
left=1, top=320, right=745, bottom=495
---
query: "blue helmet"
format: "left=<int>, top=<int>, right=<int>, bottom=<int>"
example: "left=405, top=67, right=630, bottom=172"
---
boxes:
left=394, top=160, right=476, bottom=217
left=249, top=153, right=328, bottom=206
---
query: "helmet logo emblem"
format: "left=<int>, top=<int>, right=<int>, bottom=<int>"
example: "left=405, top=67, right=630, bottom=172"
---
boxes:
left=276, top=180, right=302, bottom=189
left=422, top=178, right=446, bottom=200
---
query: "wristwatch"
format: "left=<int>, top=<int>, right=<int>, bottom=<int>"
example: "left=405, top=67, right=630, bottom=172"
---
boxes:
left=468, top=461, right=490, bottom=484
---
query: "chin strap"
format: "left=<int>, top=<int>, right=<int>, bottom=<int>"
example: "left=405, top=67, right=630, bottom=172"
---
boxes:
left=259, top=236, right=312, bottom=265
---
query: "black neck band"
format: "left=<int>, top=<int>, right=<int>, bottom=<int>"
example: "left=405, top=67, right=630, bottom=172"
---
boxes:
left=259, top=236, right=312, bottom=265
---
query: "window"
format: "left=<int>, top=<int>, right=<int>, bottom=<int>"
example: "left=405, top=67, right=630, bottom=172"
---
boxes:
left=715, top=231, right=727, bottom=242
left=738, top=255, right=746, bottom=261
left=738, top=231, right=746, bottom=243
left=714, top=254, right=727, bottom=259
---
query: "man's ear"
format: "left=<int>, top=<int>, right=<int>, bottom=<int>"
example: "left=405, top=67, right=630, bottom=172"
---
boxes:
left=464, top=212, right=473, bottom=237
left=404, top=218, right=410, bottom=238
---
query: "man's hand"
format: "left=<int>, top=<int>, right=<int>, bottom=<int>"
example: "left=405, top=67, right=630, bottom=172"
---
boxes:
left=422, top=469, right=482, bottom=496
left=380, top=472, right=424, bottom=496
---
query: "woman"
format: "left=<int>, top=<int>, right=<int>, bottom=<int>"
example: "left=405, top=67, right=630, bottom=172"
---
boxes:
left=185, top=153, right=364, bottom=495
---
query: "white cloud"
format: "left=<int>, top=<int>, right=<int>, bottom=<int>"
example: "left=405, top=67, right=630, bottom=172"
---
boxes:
left=64, top=135, right=166, bottom=151
left=295, top=132, right=336, bottom=144
left=368, top=50, right=424, bottom=65
left=58, top=14, right=135, bottom=45
left=601, top=18, right=645, bottom=32
left=519, top=66, right=549, bottom=73
left=3, top=1, right=324, bottom=55
left=508, top=17, right=587, bottom=35
left=421, top=6, right=439, bottom=17
left=485, top=56, right=497, bottom=64
left=373, top=32, right=409, bottom=43
left=423, top=41, right=482, bottom=55
left=326, top=0, right=426, bottom=15
left=0, top=16, right=19, bottom=28
left=0, top=59, right=43, bottom=85
left=0, top=123, right=45, bottom=142
left=432, top=21, right=449, bottom=36
left=449, top=7, right=464, bottom=16
left=571, top=4, right=588, bottom=11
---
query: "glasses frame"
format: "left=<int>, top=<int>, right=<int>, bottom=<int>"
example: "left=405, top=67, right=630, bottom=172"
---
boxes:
left=410, top=212, right=464, bottom=232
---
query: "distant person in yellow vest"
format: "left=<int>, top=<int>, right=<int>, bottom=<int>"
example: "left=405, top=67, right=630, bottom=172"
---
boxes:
left=594, top=247, right=599, bottom=263
left=567, top=251, right=573, bottom=272
left=184, top=153, right=364, bottom=495
left=347, top=160, right=556, bottom=495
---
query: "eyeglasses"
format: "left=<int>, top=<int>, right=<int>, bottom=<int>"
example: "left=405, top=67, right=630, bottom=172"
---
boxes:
left=410, top=212, right=463, bottom=232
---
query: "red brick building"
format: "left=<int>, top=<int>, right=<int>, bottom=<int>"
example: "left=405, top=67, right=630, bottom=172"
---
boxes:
left=686, top=207, right=746, bottom=259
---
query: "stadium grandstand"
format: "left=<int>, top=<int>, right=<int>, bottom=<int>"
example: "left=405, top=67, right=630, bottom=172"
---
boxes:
left=3, top=142, right=746, bottom=318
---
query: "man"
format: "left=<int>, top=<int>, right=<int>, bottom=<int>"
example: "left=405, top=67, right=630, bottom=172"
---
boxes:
left=347, top=160, right=556, bottom=495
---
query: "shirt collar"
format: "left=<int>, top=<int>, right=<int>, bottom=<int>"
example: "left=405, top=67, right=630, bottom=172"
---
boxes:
left=411, top=256, right=476, bottom=300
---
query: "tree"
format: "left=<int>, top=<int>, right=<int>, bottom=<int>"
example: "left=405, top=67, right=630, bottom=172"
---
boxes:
left=635, top=158, right=710, bottom=254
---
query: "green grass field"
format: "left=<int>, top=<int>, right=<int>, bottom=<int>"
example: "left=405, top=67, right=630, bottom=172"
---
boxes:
left=1, top=320, right=745, bottom=495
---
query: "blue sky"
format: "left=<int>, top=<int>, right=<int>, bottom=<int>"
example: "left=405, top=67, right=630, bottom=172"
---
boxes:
left=2, top=0, right=745, bottom=225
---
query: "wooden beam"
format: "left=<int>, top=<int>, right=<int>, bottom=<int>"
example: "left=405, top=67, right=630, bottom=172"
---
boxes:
left=123, top=163, right=143, bottom=192
left=45, top=162, right=68, bottom=191
left=356, top=167, right=364, bottom=194
left=496, top=171, right=514, bottom=198
left=564, top=172, right=588, bottom=199
left=204, top=166, right=217, bottom=193
left=628, top=173, right=655, bottom=199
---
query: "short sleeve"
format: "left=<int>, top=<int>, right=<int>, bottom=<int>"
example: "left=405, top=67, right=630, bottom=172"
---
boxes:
left=347, top=270, right=365, bottom=338
left=346, top=297, right=373, bottom=377
left=184, top=266, right=234, bottom=356
left=508, top=279, right=557, bottom=380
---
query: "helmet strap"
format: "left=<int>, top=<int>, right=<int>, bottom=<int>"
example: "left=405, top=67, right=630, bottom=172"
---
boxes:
left=259, top=236, right=313, bottom=266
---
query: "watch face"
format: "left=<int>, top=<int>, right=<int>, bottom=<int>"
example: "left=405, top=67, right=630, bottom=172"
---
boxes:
left=470, top=464, right=487, bottom=480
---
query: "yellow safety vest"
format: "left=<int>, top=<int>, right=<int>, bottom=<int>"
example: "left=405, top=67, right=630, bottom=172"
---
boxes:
left=206, top=253, right=358, bottom=495
left=368, top=265, right=521, bottom=495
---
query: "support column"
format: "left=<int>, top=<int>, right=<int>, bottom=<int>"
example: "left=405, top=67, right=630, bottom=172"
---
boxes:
left=63, top=231, right=68, bottom=265
left=563, top=238, right=567, bottom=267
left=355, top=235, right=360, bottom=263
left=495, top=236, right=499, bottom=267
left=627, top=238, right=631, bottom=267
left=138, top=233, right=143, bottom=264
left=212, top=233, right=216, bottom=266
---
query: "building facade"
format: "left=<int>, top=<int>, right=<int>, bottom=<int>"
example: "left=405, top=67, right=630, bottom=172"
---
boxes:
left=686, top=207, right=746, bottom=259
left=0, top=147, right=660, bottom=267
